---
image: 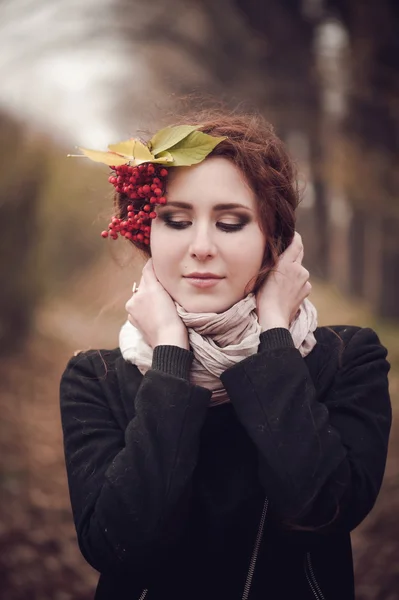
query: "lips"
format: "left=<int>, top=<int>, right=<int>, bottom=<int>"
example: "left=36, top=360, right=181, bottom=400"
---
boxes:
left=184, top=277, right=223, bottom=289
left=184, top=273, right=223, bottom=279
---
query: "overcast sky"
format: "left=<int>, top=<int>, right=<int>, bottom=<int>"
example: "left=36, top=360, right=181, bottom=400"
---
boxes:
left=0, top=0, right=347, bottom=151
left=0, top=0, right=144, bottom=147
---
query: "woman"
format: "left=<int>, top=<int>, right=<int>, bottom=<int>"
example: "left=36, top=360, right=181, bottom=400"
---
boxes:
left=60, top=112, right=391, bottom=600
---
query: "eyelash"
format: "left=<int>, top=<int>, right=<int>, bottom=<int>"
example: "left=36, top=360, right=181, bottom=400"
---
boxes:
left=162, top=217, right=247, bottom=233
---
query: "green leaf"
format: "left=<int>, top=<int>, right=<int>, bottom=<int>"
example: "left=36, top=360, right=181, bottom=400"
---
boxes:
left=78, top=147, right=127, bottom=166
left=166, top=131, right=226, bottom=166
left=76, top=129, right=225, bottom=169
left=150, top=151, right=174, bottom=164
left=150, top=125, right=199, bottom=156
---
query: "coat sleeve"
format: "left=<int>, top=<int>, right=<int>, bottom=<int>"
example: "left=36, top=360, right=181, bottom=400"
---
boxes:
left=60, top=349, right=211, bottom=579
left=220, top=327, right=391, bottom=533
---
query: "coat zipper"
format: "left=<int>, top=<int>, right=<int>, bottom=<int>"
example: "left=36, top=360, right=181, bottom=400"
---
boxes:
left=304, top=551, right=325, bottom=600
left=241, top=496, right=269, bottom=600
left=137, top=497, right=269, bottom=600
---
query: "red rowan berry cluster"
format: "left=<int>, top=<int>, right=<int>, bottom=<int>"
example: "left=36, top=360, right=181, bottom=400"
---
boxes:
left=101, top=163, right=169, bottom=244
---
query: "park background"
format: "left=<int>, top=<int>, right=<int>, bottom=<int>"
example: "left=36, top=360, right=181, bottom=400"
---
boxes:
left=0, top=0, right=398, bottom=598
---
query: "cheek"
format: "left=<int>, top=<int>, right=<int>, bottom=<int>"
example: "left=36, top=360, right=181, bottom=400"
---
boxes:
left=149, top=230, right=167, bottom=274
left=225, top=233, right=264, bottom=272
left=150, top=228, right=182, bottom=279
left=151, top=224, right=187, bottom=257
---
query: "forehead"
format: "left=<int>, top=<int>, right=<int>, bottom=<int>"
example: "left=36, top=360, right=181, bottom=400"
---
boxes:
left=166, top=157, right=256, bottom=210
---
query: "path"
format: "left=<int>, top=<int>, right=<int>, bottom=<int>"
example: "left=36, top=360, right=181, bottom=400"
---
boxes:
left=0, top=262, right=398, bottom=599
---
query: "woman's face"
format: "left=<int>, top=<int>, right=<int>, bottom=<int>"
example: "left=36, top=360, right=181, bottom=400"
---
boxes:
left=150, top=157, right=266, bottom=313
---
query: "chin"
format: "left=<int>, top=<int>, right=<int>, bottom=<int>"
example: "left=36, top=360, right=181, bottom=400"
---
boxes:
left=178, top=295, right=238, bottom=314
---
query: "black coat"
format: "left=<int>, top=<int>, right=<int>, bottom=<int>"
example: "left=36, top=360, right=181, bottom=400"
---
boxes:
left=60, top=326, right=391, bottom=600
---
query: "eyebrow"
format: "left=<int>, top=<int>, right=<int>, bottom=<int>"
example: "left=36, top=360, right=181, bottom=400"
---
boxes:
left=158, top=201, right=252, bottom=212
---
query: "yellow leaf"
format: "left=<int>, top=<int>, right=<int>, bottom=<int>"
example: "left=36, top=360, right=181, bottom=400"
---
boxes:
left=167, top=131, right=226, bottom=166
left=131, top=140, right=155, bottom=163
left=150, top=125, right=199, bottom=156
left=78, top=147, right=128, bottom=166
left=108, top=139, right=135, bottom=157
left=108, top=139, right=155, bottom=164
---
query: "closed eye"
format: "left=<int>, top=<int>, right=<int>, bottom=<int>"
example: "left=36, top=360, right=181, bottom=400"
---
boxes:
left=161, top=218, right=247, bottom=233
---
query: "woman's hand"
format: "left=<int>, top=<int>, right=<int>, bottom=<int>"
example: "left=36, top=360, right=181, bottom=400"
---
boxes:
left=256, top=232, right=312, bottom=331
left=125, top=259, right=189, bottom=350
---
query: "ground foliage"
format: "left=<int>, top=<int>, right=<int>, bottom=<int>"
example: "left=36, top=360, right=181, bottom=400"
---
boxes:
left=0, top=276, right=398, bottom=600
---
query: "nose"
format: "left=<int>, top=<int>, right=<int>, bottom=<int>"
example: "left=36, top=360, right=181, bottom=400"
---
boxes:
left=188, top=223, right=217, bottom=260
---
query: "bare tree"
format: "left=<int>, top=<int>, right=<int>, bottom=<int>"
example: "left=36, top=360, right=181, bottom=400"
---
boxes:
left=326, top=0, right=399, bottom=318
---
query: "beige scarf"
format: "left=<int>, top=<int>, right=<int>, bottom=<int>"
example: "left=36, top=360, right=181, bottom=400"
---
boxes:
left=120, top=294, right=318, bottom=406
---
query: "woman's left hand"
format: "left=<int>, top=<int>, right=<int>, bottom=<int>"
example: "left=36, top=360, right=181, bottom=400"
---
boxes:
left=256, top=232, right=312, bottom=331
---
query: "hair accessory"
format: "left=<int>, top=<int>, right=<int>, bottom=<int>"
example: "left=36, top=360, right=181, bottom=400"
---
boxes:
left=68, top=125, right=226, bottom=243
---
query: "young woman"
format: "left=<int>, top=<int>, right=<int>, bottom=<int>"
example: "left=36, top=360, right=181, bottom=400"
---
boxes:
left=60, top=112, right=391, bottom=600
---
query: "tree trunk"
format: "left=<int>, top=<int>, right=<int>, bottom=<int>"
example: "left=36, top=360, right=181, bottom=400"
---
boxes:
left=328, top=0, right=399, bottom=318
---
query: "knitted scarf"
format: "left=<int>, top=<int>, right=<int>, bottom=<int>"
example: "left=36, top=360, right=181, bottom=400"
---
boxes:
left=120, top=294, right=318, bottom=406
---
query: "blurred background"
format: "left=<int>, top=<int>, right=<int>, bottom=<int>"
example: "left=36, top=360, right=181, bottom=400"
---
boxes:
left=0, top=0, right=398, bottom=598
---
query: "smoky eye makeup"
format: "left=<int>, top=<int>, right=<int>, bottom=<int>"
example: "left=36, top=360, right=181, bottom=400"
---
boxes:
left=157, top=211, right=251, bottom=232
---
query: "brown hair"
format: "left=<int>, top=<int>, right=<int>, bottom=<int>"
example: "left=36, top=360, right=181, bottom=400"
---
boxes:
left=114, top=109, right=299, bottom=292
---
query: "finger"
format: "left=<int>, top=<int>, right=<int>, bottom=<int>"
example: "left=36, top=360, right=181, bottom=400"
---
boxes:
left=293, top=231, right=302, bottom=243
left=295, top=247, right=304, bottom=264
left=125, top=298, right=134, bottom=313
left=142, top=258, right=157, bottom=279
left=281, top=232, right=303, bottom=261
left=304, top=281, right=312, bottom=297
left=140, top=259, right=153, bottom=285
left=142, top=259, right=162, bottom=290
left=141, top=259, right=150, bottom=278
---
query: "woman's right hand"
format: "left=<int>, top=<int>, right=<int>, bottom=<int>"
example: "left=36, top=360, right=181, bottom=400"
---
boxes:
left=125, top=258, right=190, bottom=350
